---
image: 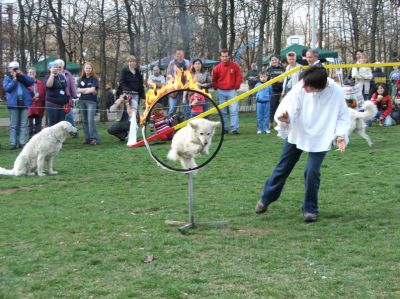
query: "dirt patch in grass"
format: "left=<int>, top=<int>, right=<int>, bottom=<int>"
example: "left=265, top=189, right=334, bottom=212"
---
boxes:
left=230, top=226, right=272, bottom=236
left=0, top=187, right=36, bottom=195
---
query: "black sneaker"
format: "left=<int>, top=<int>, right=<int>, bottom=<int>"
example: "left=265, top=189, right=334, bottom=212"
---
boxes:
left=303, top=212, right=317, bottom=223
left=223, top=130, right=229, bottom=134
left=232, top=130, right=240, bottom=135
left=255, top=200, right=268, bottom=214
left=10, top=145, right=17, bottom=150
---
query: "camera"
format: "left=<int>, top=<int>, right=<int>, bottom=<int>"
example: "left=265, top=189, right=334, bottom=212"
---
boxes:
left=122, top=90, right=136, bottom=101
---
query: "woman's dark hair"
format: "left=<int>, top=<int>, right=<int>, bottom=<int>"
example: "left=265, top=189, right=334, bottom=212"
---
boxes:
left=191, top=58, right=204, bottom=73
left=375, top=83, right=388, bottom=96
left=302, top=66, right=328, bottom=90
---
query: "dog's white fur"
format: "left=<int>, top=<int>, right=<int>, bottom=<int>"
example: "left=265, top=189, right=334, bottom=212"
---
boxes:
left=0, top=121, right=77, bottom=176
left=167, top=118, right=220, bottom=172
left=348, top=101, right=378, bottom=147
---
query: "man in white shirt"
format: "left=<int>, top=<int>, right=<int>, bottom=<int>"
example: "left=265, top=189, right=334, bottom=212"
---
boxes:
left=255, top=66, right=350, bottom=223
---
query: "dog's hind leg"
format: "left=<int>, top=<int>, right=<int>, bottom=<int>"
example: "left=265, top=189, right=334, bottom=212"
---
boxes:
left=357, top=130, right=374, bottom=147
left=47, top=157, right=58, bottom=175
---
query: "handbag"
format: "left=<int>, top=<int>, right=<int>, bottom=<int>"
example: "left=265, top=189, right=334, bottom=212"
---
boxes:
left=63, top=101, right=72, bottom=113
left=63, top=87, right=72, bottom=113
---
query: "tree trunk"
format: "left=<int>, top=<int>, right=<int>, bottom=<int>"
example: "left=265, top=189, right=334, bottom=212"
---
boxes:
left=124, top=0, right=136, bottom=55
left=318, top=0, right=324, bottom=48
left=17, top=0, right=27, bottom=69
left=113, top=0, right=122, bottom=87
left=7, top=5, right=14, bottom=61
left=228, top=0, right=235, bottom=55
left=47, top=0, right=66, bottom=61
left=274, top=0, right=283, bottom=54
left=370, top=0, right=380, bottom=62
left=220, top=0, right=228, bottom=50
left=256, top=0, right=268, bottom=71
left=178, top=0, right=191, bottom=58
left=99, top=0, right=108, bottom=122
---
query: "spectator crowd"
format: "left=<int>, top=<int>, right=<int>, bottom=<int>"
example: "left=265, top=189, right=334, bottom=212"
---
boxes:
left=2, top=47, right=400, bottom=150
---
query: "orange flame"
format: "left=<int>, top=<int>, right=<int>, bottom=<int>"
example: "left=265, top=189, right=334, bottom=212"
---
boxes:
left=140, top=66, right=211, bottom=125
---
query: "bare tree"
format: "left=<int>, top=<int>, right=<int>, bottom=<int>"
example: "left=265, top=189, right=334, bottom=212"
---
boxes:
left=274, top=0, right=284, bottom=53
left=47, top=0, right=67, bottom=60
left=256, top=0, right=268, bottom=71
left=177, top=0, right=190, bottom=57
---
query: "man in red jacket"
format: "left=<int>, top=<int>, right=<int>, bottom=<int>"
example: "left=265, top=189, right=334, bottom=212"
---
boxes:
left=212, top=50, right=243, bottom=134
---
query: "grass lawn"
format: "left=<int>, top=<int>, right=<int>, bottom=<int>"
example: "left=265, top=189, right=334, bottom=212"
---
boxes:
left=1, top=113, right=400, bottom=298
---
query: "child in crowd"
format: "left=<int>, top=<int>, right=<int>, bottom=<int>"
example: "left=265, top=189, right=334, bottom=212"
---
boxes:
left=255, top=71, right=273, bottom=134
left=150, top=103, right=172, bottom=140
left=189, top=93, right=206, bottom=118
left=371, top=83, right=393, bottom=126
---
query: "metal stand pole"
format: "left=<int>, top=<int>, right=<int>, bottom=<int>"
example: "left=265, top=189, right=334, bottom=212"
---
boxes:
left=166, top=172, right=228, bottom=234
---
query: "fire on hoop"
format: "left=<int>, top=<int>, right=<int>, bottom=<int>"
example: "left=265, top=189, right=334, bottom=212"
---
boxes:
left=131, top=67, right=211, bottom=148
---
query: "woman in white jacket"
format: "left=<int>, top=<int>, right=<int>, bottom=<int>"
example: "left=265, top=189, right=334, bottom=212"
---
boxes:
left=351, top=53, right=373, bottom=101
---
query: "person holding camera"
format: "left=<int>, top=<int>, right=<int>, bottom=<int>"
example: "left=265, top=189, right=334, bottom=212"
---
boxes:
left=45, top=61, right=70, bottom=126
left=107, top=92, right=136, bottom=141
left=2, top=61, right=35, bottom=149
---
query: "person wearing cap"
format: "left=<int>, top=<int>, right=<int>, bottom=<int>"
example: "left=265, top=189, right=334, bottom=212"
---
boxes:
left=2, top=61, right=35, bottom=149
left=45, top=61, right=69, bottom=126
left=54, top=59, right=78, bottom=131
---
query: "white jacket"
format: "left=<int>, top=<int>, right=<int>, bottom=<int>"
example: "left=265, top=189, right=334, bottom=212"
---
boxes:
left=275, top=79, right=350, bottom=152
left=351, top=66, right=373, bottom=94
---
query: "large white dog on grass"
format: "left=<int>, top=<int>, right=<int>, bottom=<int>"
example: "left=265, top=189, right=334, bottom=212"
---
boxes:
left=0, top=121, right=77, bottom=176
left=167, top=118, right=220, bottom=172
left=348, top=101, right=378, bottom=147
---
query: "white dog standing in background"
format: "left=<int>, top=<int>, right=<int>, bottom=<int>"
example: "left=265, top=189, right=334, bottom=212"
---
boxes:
left=348, top=101, right=378, bottom=147
left=0, top=121, right=77, bottom=176
left=167, top=118, right=220, bottom=172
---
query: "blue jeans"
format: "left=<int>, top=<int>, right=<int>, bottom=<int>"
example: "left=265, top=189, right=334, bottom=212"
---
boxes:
left=216, top=89, right=239, bottom=132
left=168, top=92, right=182, bottom=116
left=46, top=102, right=66, bottom=126
left=377, top=112, right=393, bottom=126
left=8, top=108, right=28, bottom=146
left=80, top=100, right=98, bottom=141
left=256, top=101, right=270, bottom=131
left=269, top=90, right=281, bottom=123
left=260, top=141, right=327, bottom=214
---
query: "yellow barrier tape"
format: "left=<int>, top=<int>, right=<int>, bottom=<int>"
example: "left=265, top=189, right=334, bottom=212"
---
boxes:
left=170, top=61, right=400, bottom=131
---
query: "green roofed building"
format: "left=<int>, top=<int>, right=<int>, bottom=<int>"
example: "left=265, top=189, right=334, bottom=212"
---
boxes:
left=263, top=44, right=339, bottom=64
left=31, top=56, right=82, bottom=77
